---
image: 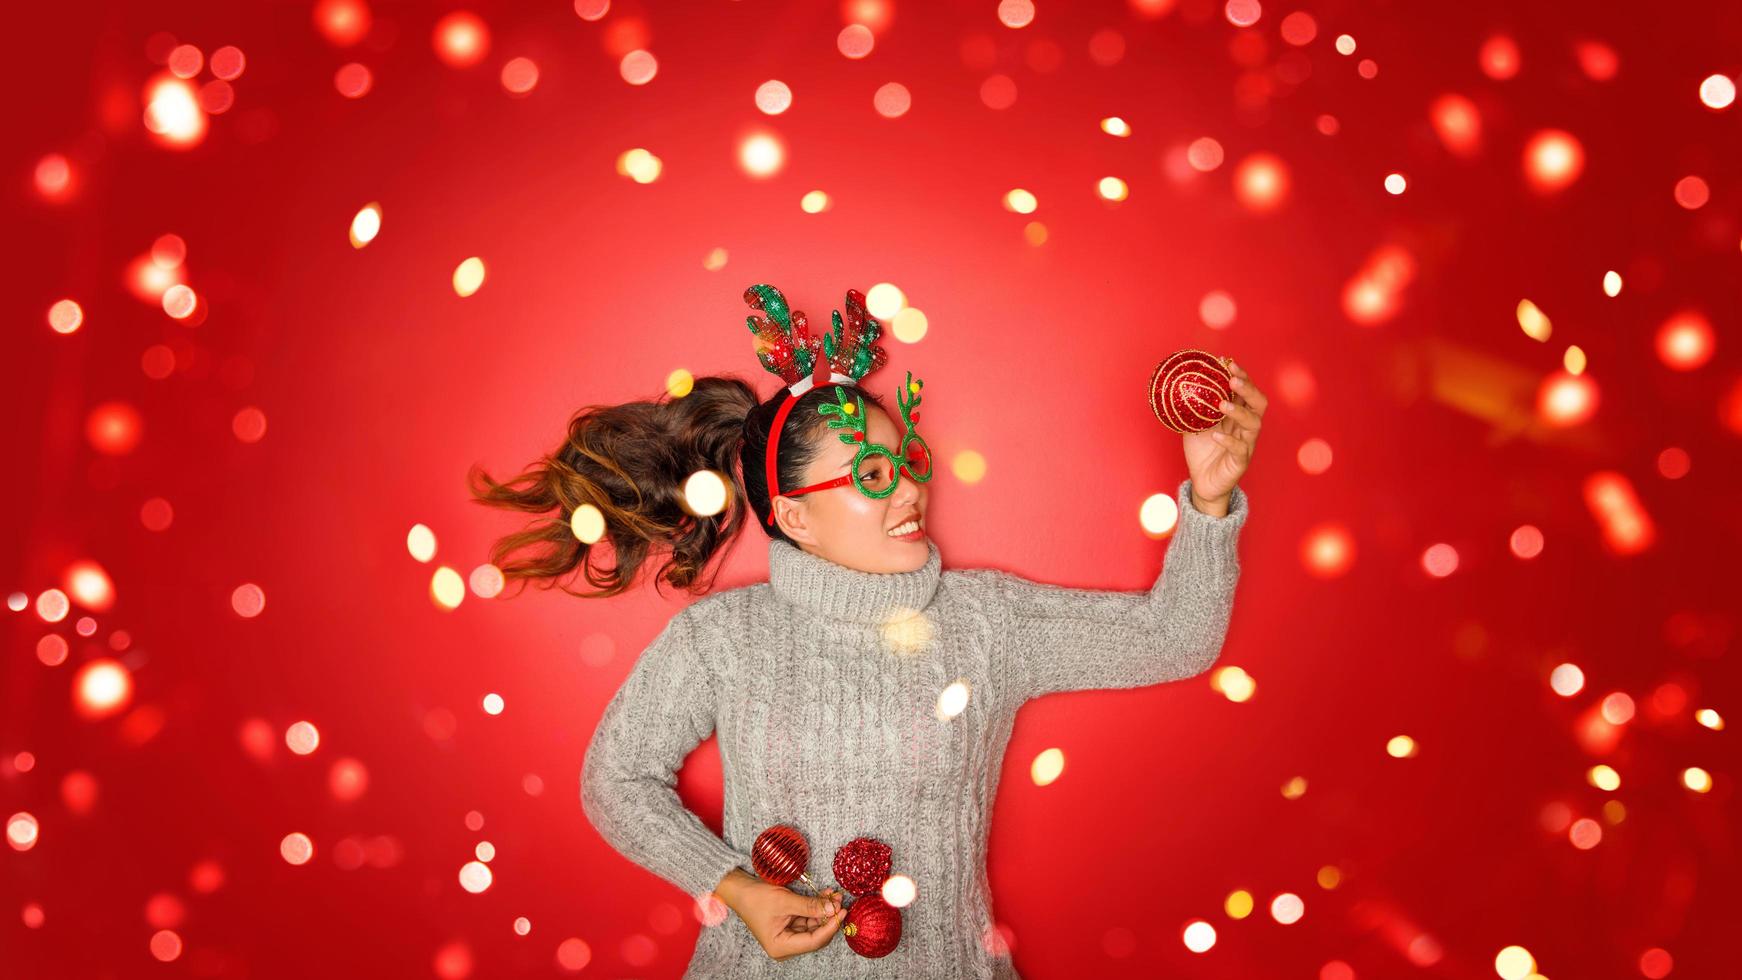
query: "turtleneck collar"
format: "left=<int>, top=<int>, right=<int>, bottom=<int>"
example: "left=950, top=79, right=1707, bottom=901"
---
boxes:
left=767, top=537, right=943, bottom=626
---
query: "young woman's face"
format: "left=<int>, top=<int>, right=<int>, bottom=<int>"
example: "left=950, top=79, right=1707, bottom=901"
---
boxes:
left=775, top=402, right=930, bottom=573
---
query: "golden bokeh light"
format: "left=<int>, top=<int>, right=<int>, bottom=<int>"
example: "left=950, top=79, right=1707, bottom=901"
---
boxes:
left=281, top=832, right=314, bottom=865
left=873, top=82, right=912, bottom=118
left=1224, top=890, right=1253, bottom=918
left=998, top=0, right=1035, bottom=29
left=1280, top=776, right=1307, bottom=800
left=837, top=24, right=875, bottom=59
left=620, top=49, right=658, bottom=85
left=469, top=564, right=504, bottom=599
left=666, top=368, right=695, bottom=398
left=1270, top=892, right=1304, bottom=924
left=1495, top=945, right=1537, bottom=980
left=882, top=874, right=917, bottom=908
left=1563, top=345, right=1587, bottom=375
left=74, top=659, right=133, bottom=719
left=1698, top=73, right=1736, bottom=110
left=800, top=190, right=831, bottom=213
left=951, top=450, right=987, bottom=484
left=702, top=248, right=729, bottom=271
left=453, top=257, right=486, bottom=297
left=1182, top=920, right=1217, bottom=953
left=1681, top=767, right=1712, bottom=793
left=460, top=859, right=494, bottom=893
left=1186, top=137, right=1224, bottom=172
left=1695, top=708, right=1724, bottom=730
left=865, top=283, right=905, bottom=319
left=755, top=80, right=792, bottom=114
left=617, top=147, right=663, bottom=183
left=350, top=203, right=382, bottom=248
left=1211, top=665, right=1255, bottom=702
left=1030, top=748, right=1065, bottom=786
left=407, top=524, right=437, bottom=563
left=1233, top=153, right=1289, bottom=211
left=48, top=299, right=84, bottom=334
left=483, top=693, right=505, bottom=715
left=570, top=503, right=606, bottom=543
left=1523, top=130, right=1584, bottom=194
left=1602, top=270, right=1622, bottom=297
left=286, top=721, right=320, bottom=755
left=6, top=812, right=39, bottom=851
left=1139, top=491, right=1180, bottom=536
left=144, top=75, right=207, bottom=148
left=1587, top=765, right=1620, bottom=792
left=1023, top=221, right=1047, bottom=246
left=891, top=307, right=927, bottom=343
left=683, top=469, right=729, bottom=517
left=1549, top=663, right=1584, bottom=696
left=434, top=11, right=490, bottom=68
left=738, top=133, right=785, bottom=177
left=1386, top=735, right=1418, bottom=758
left=1002, top=188, right=1038, bottom=213
left=936, top=680, right=971, bottom=719
left=162, top=284, right=198, bottom=320
left=432, top=567, right=466, bottom=610
left=1097, top=176, right=1129, bottom=201
left=1100, top=116, right=1130, bottom=137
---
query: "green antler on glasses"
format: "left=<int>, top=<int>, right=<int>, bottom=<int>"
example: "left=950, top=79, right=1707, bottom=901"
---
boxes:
left=811, top=370, right=932, bottom=500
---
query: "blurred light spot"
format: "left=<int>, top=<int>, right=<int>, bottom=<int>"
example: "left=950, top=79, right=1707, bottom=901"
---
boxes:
left=1297, top=438, right=1332, bottom=475
left=211, top=45, right=246, bottom=79
left=514, top=916, right=532, bottom=935
left=1682, top=767, right=1712, bottom=793
left=556, top=937, right=592, bottom=971
left=1695, top=708, right=1724, bottom=730
left=1421, top=543, right=1459, bottom=578
left=1224, top=0, right=1262, bottom=28
left=1186, top=137, right=1224, bottom=172
left=1523, top=130, right=1584, bottom=193
left=980, top=73, right=1018, bottom=110
left=232, top=406, right=267, bottom=443
left=1656, top=311, right=1714, bottom=370
left=1699, top=73, right=1735, bottom=109
left=281, top=832, right=314, bottom=865
left=1317, top=866, right=1341, bottom=889
left=144, top=76, right=207, bottom=147
left=434, top=11, right=490, bottom=68
left=466, top=810, right=485, bottom=831
left=476, top=840, right=496, bottom=862
left=738, top=133, right=785, bottom=177
left=1002, top=188, right=1038, bottom=213
left=470, top=564, right=505, bottom=599
left=1495, top=945, right=1536, bottom=980
left=149, top=929, right=182, bottom=962
left=1100, top=116, right=1130, bottom=137
left=23, top=903, right=45, bottom=928
left=1602, top=270, right=1622, bottom=296
left=1584, top=471, right=1657, bottom=555
left=350, top=203, right=382, bottom=247
left=1302, top=524, right=1355, bottom=577
left=1211, top=665, right=1255, bottom=702
left=890, top=307, right=928, bottom=343
left=161, top=284, right=198, bottom=320
left=1587, top=764, right=1621, bottom=792
left=998, top=0, right=1035, bottom=29
left=1429, top=94, right=1482, bottom=157
left=666, top=368, right=695, bottom=399
left=1030, top=747, right=1064, bottom=786
left=433, top=941, right=472, bottom=980
left=501, top=57, right=539, bottom=94
left=1139, top=491, right=1180, bottom=536
left=574, top=0, right=610, bottom=22
left=432, top=567, right=466, bottom=610
left=1656, top=447, right=1691, bottom=479
left=1199, top=290, right=1236, bottom=329
left=1280, top=776, right=1306, bottom=800
left=570, top=503, right=606, bottom=543
left=1182, top=920, right=1217, bottom=952
left=865, top=283, right=905, bottom=318
left=1574, top=40, right=1618, bottom=81
left=874, top=82, right=912, bottom=118
left=1384, top=173, right=1407, bottom=194
left=314, top=0, right=371, bottom=46
left=1097, top=176, right=1129, bottom=201
left=145, top=892, right=185, bottom=929
left=799, top=190, right=831, bottom=213
left=837, top=23, right=876, bottom=59
left=754, top=79, right=792, bottom=114
left=453, top=257, right=486, bottom=297
left=335, top=63, right=373, bottom=98
left=1537, top=371, right=1598, bottom=427
left=1023, top=221, right=1047, bottom=246
left=36, top=591, right=71, bottom=625
left=882, top=874, right=917, bottom=907
left=64, top=561, right=115, bottom=612
left=74, top=659, right=132, bottom=719
left=1479, top=35, right=1520, bottom=79
left=1386, top=735, right=1417, bottom=758
left=1270, top=892, right=1304, bottom=924
left=232, top=583, right=266, bottom=618
left=936, top=680, right=971, bottom=719
left=952, top=450, right=987, bottom=484
left=1673, top=175, right=1709, bottom=210
left=1225, top=889, right=1254, bottom=917
left=1512, top=301, right=1553, bottom=342
left=1509, top=524, right=1545, bottom=559
left=1334, top=34, right=1355, bottom=55
left=460, top=860, right=494, bottom=893
left=483, top=693, right=505, bottom=715
left=620, top=49, right=658, bottom=85
left=48, top=299, right=84, bottom=334
left=239, top=719, right=276, bottom=762
left=408, top=524, right=438, bottom=562
left=87, top=401, right=144, bottom=455
left=330, top=757, right=369, bottom=801
left=1640, top=948, right=1674, bottom=979
left=7, top=812, right=39, bottom=851
left=35, top=153, right=73, bottom=200
left=199, top=79, right=235, bottom=114
left=523, top=773, right=545, bottom=796
left=168, top=44, right=203, bottom=79
left=286, top=721, right=320, bottom=755
left=1357, top=58, right=1378, bottom=79
left=1601, top=692, right=1636, bottom=725
left=1233, top=153, right=1289, bottom=211
left=1563, top=344, right=1587, bottom=376
left=1280, top=12, right=1316, bottom=45
left=617, top=147, right=663, bottom=183
left=141, top=497, right=174, bottom=531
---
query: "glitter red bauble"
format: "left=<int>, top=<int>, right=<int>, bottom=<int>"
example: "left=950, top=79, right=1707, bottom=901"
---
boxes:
left=832, top=837, right=893, bottom=896
left=751, top=825, right=809, bottom=886
left=1149, top=349, right=1233, bottom=433
left=842, top=894, right=902, bottom=958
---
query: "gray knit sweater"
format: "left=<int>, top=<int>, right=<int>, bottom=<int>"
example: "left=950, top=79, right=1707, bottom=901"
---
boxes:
left=580, top=478, right=1249, bottom=978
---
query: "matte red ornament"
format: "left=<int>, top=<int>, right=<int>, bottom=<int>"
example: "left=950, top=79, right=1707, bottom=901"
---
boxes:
left=751, top=825, right=812, bottom=888
left=842, top=894, right=902, bottom=958
left=832, top=837, right=893, bottom=896
left=1149, top=349, right=1233, bottom=433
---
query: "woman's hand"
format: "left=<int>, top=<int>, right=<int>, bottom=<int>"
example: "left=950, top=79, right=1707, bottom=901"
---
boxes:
left=1182, top=359, right=1265, bottom=511
left=714, top=868, right=846, bottom=961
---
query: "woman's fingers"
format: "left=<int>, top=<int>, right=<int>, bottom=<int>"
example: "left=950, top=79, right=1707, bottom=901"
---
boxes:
left=783, top=901, right=847, bottom=952
left=1217, top=397, right=1262, bottom=434
left=1228, top=367, right=1268, bottom=414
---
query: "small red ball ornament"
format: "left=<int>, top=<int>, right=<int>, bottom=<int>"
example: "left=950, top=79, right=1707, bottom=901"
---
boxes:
left=832, top=837, right=893, bottom=896
left=842, top=894, right=902, bottom=958
left=1149, top=349, right=1233, bottom=434
left=751, top=825, right=813, bottom=888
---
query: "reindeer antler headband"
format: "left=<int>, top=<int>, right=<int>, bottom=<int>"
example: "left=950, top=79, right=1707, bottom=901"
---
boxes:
left=743, top=284, right=933, bottom=526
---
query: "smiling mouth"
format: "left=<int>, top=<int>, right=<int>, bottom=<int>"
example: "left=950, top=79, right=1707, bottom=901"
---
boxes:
left=887, top=518, right=924, bottom=538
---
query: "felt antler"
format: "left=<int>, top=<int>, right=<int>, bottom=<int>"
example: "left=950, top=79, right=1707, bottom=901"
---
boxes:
left=824, top=288, right=889, bottom=382
left=743, top=284, right=821, bottom=385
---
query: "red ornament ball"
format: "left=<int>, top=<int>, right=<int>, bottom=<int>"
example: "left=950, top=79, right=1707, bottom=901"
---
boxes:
left=842, top=894, right=902, bottom=958
left=751, top=825, right=809, bottom=886
left=1149, top=349, right=1233, bottom=434
left=832, top=837, right=893, bottom=896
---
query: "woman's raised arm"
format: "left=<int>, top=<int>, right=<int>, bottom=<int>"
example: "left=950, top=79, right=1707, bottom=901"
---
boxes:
left=580, top=608, right=747, bottom=899
left=985, top=478, right=1249, bottom=699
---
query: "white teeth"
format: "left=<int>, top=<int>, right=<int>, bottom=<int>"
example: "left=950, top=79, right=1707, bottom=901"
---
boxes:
left=887, top=520, right=921, bottom=536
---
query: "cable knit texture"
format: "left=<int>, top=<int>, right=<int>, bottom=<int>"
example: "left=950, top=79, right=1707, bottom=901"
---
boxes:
left=581, top=478, right=1249, bottom=978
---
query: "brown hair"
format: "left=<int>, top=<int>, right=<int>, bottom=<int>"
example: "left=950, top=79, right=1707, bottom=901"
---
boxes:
left=468, top=375, right=887, bottom=599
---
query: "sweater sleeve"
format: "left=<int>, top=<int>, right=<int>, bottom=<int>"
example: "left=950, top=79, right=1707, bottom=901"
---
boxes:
left=993, top=478, right=1249, bottom=699
left=579, top=607, right=749, bottom=900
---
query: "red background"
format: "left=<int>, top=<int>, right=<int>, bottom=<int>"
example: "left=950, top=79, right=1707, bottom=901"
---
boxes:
left=5, top=1, right=1740, bottom=977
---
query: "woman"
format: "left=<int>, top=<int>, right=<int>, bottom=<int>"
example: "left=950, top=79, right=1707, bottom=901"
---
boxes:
left=470, top=286, right=1261, bottom=977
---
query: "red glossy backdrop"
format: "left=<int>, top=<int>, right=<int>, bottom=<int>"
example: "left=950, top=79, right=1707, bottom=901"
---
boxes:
left=5, top=1, right=1740, bottom=977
